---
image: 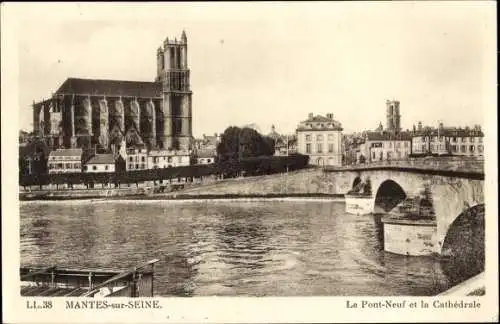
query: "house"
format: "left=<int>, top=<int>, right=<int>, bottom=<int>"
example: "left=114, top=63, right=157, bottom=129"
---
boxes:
left=267, top=125, right=296, bottom=157
left=148, top=149, right=191, bottom=169
left=195, top=149, right=216, bottom=165
left=296, top=113, right=343, bottom=166
left=446, top=126, right=484, bottom=156
left=194, top=133, right=220, bottom=151
left=124, top=146, right=148, bottom=171
left=342, top=133, right=366, bottom=165
left=358, top=131, right=413, bottom=163
left=47, top=148, right=83, bottom=174
left=273, top=135, right=297, bottom=157
left=84, top=154, right=116, bottom=173
left=411, top=122, right=484, bottom=156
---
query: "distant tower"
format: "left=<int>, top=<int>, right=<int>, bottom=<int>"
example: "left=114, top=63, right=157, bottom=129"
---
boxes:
left=156, top=30, right=192, bottom=150
left=385, top=100, right=401, bottom=133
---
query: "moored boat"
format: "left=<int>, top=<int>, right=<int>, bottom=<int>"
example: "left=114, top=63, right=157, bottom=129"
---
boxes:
left=20, top=259, right=159, bottom=297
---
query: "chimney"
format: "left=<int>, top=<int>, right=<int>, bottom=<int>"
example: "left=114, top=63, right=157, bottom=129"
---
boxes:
left=308, top=113, right=313, bottom=119
left=418, top=121, right=422, bottom=131
left=326, top=113, right=333, bottom=120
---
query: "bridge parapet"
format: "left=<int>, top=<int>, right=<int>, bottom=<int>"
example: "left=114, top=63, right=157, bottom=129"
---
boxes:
left=325, top=157, right=484, bottom=176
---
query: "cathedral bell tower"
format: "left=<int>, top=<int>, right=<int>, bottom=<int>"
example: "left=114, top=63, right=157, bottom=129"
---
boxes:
left=385, top=100, right=401, bottom=133
left=156, top=30, right=193, bottom=151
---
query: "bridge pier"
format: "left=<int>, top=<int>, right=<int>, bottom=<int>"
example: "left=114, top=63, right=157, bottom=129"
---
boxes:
left=328, top=163, right=483, bottom=257
left=382, top=217, right=438, bottom=256
left=345, top=194, right=374, bottom=215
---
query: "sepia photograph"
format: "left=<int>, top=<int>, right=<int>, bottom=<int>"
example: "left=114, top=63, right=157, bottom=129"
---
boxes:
left=2, top=1, right=498, bottom=323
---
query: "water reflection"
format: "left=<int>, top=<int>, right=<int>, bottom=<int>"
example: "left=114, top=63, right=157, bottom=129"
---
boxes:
left=20, top=200, right=468, bottom=296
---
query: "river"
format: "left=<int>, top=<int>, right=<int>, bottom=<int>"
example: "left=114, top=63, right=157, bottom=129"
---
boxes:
left=21, top=199, right=458, bottom=296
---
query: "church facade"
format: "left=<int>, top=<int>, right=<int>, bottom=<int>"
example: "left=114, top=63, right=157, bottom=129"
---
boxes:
left=32, top=31, right=193, bottom=153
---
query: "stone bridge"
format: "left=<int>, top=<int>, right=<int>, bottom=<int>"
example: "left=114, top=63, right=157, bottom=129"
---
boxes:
left=323, top=157, right=485, bottom=254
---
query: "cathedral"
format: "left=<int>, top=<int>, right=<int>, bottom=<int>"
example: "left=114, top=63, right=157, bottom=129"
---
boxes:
left=32, top=30, right=193, bottom=152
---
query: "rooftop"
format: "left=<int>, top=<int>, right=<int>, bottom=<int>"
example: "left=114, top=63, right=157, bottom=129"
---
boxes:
left=201, top=134, right=219, bottom=146
left=413, top=127, right=484, bottom=137
left=365, top=131, right=413, bottom=141
left=297, top=114, right=343, bottom=131
left=267, top=125, right=281, bottom=140
left=196, top=149, right=217, bottom=158
left=86, top=154, right=116, bottom=165
left=55, top=78, right=163, bottom=98
left=149, top=150, right=191, bottom=156
left=49, top=148, right=83, bottom=157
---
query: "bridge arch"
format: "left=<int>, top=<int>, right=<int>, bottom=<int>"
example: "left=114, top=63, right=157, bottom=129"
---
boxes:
left=374, top=179, right=407, bottom=213
left=323, top=166, right=484, bottom=256
left=440, top=204, right=485, bottom=284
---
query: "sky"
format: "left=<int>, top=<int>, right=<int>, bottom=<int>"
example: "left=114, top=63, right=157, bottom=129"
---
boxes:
left=15, top=2, right=495, bottom=137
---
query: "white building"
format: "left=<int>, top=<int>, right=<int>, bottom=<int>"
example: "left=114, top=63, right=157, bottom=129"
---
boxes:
left=411, top=123, right=484, bottom=157
left=267, top=125, right=296, bottom=157
left=84, top=154, right=116, bottom=173
left=124, top=146, right=148, bottom=171
left=195, top=149, right=216, bottom=165
left=356, top=131, right=412, bottom=163
left=48, top=148, right=83, bottom=174
left=148, top=150, right=191, bottom=169
left=296, top=113, right=343, bottom=166
left=194, top=133, right=220, bottom=151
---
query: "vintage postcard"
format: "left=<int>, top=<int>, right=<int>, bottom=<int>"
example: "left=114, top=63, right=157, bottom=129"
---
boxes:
left=1, top=1, right=498, bottom=323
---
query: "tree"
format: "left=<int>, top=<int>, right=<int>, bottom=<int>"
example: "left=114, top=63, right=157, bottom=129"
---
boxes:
left=217, top=126, right=275, bottom=162
left=216, top=126, right=241, bottom=162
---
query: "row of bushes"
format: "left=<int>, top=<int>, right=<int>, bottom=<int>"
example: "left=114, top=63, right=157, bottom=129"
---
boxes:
left=20, top=154, right=310, bottom=187
left=217, top=154, right=310, bottom=178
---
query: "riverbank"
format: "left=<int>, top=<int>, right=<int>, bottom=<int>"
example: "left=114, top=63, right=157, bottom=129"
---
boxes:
left=19, top=189, right=345, bottom=202
left=19, top=169, right=334, bottom=201
left=19, top=187, right=152, bottom=201
left=119, top=192, right=345, bottom=201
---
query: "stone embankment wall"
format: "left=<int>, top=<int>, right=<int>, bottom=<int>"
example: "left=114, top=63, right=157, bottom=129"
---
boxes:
left=20, top=187, right=153, bottom=200
left=172, top=168, right=339, bottom=196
